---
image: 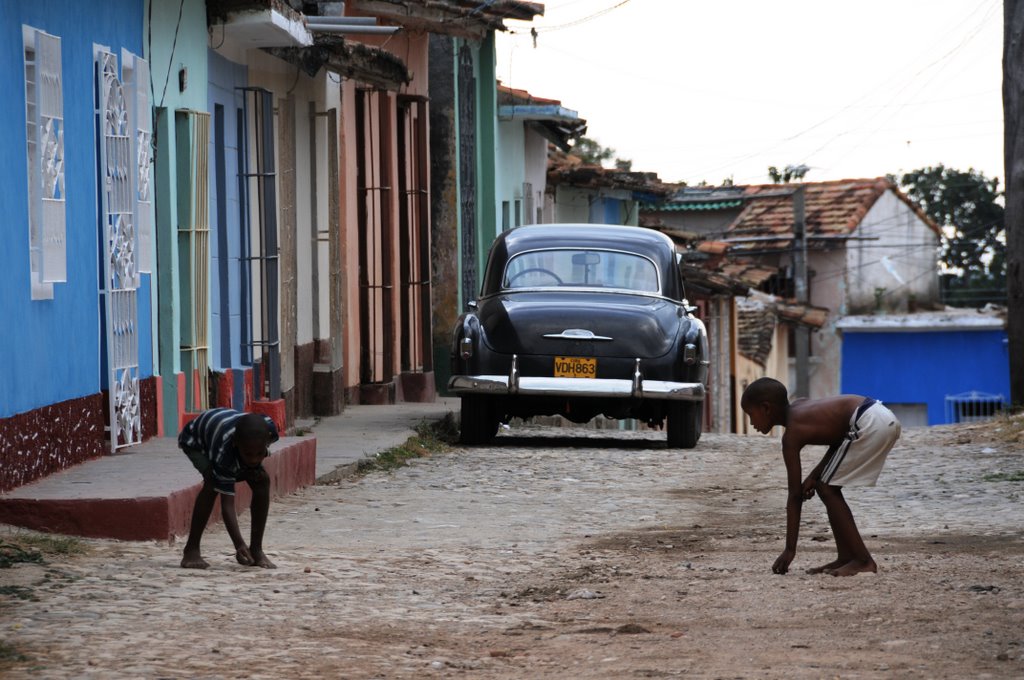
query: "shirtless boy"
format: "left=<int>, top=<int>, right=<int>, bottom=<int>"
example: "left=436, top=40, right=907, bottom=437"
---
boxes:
left=740, top=378, right=901, bottom=577
left=178, top=408, right=280, bottom=569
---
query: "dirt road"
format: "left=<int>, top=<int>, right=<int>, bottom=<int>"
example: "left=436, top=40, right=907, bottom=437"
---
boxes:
left=2, top=420, right=1022, bottom=678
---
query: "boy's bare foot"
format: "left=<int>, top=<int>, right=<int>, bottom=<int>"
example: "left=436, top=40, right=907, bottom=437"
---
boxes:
left=828, top=558, right=878, bottom=576
left=806, top=559, right=845, bottom=574
left=235, top=547, right=255, bottom=566
left=180, top=550, right=209, bottom=569
left=251, top=551, right=276, bottom=569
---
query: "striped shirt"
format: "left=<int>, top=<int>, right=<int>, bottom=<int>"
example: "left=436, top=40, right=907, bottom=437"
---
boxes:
left=178, top=408, right=279, bottom=495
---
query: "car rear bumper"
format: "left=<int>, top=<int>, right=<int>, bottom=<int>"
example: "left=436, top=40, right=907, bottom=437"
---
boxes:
left=447, top=374, right=705, bottom=401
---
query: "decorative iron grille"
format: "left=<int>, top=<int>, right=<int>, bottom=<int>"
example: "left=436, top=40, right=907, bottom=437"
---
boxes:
left=239, top=88, right=280, bottom=400
left=24, top=26, right=66, bottom=300
left=457, top=44, right=478, bottom=302
left=96, top=49, right=141, bottom=450
left=945, top=391, right=1006, bottom=424
left=356, top=88, right=394, bottom=385
left=398, top=95, right=432, bottom=374
left=177, top=110, right=211, bottom=413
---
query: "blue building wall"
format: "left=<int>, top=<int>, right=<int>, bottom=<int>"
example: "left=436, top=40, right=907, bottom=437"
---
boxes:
left=208, top=51, right=248, bottom=370
left=208, top=50, right=251, bottom=409
left=840, top=329, right=1010, bottom=425
left=586, top=197, right=628, bottom=226
left=0, top=0, right=146, bottom=418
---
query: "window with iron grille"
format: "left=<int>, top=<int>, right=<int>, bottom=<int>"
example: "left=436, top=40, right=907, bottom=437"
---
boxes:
left=945, top=391, right=1006, bottom=424
left=23, top=25, right=65, bottom=301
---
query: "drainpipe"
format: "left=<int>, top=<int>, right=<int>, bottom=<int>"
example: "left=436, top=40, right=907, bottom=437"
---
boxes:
left=793, top=185, right=810, bottom=399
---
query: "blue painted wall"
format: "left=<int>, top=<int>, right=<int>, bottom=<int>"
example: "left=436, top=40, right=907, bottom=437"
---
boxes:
left=0, top=0, right=146, bottom=418
left=208, top=50, right=250, bottom=392
left=840, top=329, right=1010, bottom=425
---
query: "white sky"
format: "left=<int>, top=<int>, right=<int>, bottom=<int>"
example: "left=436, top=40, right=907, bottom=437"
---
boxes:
left=495, top=0, right=1004, bottom=187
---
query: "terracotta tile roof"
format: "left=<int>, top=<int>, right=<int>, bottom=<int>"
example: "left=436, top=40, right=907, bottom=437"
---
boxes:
left=679, top=262, right=751, bottom=297
left=546, top=148, right=670, bottom=196
left=347, top=0, right=544, bottom=38
left=774, top=300, right=829, bottom=328
left=736, top=297, right=777, bottom=367
left=730, top=178, right=939, bottom=243
left=718, top=261, right=777, bottom=287
left=696, top=241, right=729, bottom=256
left=498, top=83, right=561, bottom=107
left=735, top=293, right=828, bottom=366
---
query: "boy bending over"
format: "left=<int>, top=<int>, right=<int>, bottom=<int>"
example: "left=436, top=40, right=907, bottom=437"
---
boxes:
left=741, top=378, right=900, bottom=577
left=179, top=408, right=280, bottom=569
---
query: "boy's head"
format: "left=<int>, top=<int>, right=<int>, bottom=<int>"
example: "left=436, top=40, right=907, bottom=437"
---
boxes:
left=741, top=377, right=789, bottom=434
left=234, top=413, right=273, bottom=467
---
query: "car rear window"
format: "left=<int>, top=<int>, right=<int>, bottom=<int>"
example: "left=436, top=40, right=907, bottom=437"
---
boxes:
left=503, top=249, right=659, bottom=293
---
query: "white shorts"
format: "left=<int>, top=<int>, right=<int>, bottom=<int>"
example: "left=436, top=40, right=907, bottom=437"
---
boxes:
left=820, top=400, right=900, bottom=487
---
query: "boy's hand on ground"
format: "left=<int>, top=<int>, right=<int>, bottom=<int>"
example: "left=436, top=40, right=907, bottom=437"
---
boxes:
left=235, top=546, right=255, bottom=566
left=801, top=476, right=817, bottom=501
left=773, top=548, right=795, bottom=575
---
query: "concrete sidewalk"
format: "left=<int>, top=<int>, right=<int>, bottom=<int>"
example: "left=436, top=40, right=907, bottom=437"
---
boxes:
left=0, top=398, right=458, bottom=542
left=306, top=398, right=457, bottom=482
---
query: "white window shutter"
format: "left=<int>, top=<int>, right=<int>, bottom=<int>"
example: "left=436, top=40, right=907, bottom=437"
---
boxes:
left=124, top=50, right=152, bottom=274
left=36, top=29, right=66, bottom=284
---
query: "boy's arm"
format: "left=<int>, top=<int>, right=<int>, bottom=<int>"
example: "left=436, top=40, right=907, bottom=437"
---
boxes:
left=802, top=444, right=839, bottom=499
left=774, top=436, right=804, bottom=575
left=218, top=493, right=253, bottom=564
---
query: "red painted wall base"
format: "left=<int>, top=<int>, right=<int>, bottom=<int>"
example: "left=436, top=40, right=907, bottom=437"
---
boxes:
left=0, top=437, right=316, bottom=541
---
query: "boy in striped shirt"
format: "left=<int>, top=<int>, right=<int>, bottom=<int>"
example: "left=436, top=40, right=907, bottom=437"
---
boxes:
left=178, top=408, right=280, bottom=569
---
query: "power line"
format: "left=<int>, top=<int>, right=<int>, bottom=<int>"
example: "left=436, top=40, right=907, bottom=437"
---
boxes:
left=684, top=0, right=1000, bottom=182
left=535, top=0, right=633, bottom=32
left=813, top=1, right=999, bottom=172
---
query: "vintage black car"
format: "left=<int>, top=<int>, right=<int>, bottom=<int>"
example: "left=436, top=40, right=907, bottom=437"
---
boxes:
left=449, top=224, right=708, bottom=447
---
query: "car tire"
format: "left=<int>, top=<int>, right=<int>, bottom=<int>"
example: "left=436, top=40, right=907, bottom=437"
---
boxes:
left=459, top=396, right=498, bottom=445
left=667, top=401, right=702, bottom=449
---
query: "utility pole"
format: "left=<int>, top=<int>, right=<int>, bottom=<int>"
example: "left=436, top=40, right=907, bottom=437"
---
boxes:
left=1005, top=0, right=1024, bottom=407
left=793, top=186, right=810, bottom=399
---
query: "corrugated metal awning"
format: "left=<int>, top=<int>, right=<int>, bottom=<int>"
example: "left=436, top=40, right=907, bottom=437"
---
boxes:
left=645, top=199, right=743, bottom=211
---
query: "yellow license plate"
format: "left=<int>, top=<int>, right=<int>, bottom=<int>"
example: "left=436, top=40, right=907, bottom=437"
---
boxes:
left=554, top=356, right=597, bottom=378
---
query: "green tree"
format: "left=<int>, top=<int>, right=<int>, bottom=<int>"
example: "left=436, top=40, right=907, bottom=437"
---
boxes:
left=570, top=137, right=615, bottom=165
left=570, top=136, right=632, bottom=170
left=898, top=165, right=1006, bottom=307
left=768, top=164, right=809, bottom=183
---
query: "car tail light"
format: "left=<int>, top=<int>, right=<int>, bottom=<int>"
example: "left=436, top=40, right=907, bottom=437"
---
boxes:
left=460, top=337, right=473, bottom=359
left=683, top=343, right=697, bottom=365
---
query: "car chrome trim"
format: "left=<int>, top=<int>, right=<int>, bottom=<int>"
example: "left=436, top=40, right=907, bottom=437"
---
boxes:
left=509, top=354, right=520, bottom=394
left=448, top=374, right=706, bottom=401
left=492, top=287, right=677, bottom=302
left=542, top=329, right=613, bottom=341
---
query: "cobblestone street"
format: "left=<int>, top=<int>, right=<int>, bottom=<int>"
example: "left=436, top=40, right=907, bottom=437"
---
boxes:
left=2, top=421, right=1022, bottom=678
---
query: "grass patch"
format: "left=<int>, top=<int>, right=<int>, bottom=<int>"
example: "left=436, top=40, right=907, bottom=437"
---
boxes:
left=356, top=414, right=458, bottom=475
left=0, top=533, right=87, bottom=569
left=0, top=641, right=29, bottom=663
left=983, top=410, right=1024, bottom=444
left=983, top=470, right=1024, bottom=483
left=0, top=586, right=37, bottom=601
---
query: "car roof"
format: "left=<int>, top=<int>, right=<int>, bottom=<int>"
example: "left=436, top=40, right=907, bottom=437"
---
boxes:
left=480, top=224, right=684, bottom=300
left=497, top=224, right=675, bottom=258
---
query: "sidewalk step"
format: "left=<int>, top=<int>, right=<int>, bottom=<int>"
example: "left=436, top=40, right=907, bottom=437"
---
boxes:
left=0, top=437, right=316, bottom=542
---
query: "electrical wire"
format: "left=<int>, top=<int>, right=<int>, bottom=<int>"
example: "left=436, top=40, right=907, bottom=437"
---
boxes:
left=679, top=0, right=1001, bottom=183
left=813, top=1, right=999, bottom=173
left=534, top=0, right=633, bottom=32
left=157, top=0, right=185, bottom=109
